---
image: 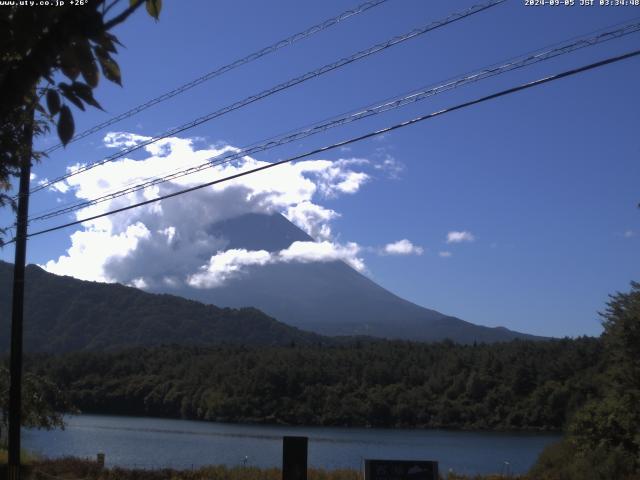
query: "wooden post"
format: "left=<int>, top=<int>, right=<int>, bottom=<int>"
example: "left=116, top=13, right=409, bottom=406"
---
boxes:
left=7, top=108, right=34, bottom=480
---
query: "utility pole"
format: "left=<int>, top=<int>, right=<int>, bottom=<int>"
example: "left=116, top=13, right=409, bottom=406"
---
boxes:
left=7, top=107, right=34, bottom=480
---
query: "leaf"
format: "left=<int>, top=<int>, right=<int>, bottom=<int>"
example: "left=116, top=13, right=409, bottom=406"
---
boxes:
left=83, top=62, right=100, bottom=89
left=94, top=46, right=112, bottom=63
left=60, top=47, right=80, bottom=81
left=58, top=82, right=85, bottom=111
left=97, top=54, right=121, bottom=86
left=105, top=32, right=124, bottom=48
left=57, top=106, right=74, bottom=146
left=146, top=0, right=162, bottom=20
left=93, top=34, right=117, bottom=54
left=75, top=40, right=99, bottom=88
left=46, top=89, right=61, bottom=116
left=61, top=64, right=80, bottom=81
left=71, top=82, right=103, bottom=110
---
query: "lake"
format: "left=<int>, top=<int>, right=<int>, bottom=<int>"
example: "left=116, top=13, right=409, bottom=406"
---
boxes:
left=24, top=414, right=560, bottom=476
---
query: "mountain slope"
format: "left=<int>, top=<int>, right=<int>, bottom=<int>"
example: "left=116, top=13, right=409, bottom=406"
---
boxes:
left=166, top=213, right=542, bottom=343
left=0, top=261, right=329, bottom=353
left=0, top=214, right=542, bottom=349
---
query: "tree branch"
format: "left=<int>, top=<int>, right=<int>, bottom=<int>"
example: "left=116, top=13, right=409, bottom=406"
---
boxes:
left=103, top=0, right=123, bottom=17
left=104, top=0, right=145, bottom=30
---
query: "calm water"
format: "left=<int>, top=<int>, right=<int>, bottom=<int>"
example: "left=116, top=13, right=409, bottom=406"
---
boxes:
left=24, top=414, right=559, bottom=476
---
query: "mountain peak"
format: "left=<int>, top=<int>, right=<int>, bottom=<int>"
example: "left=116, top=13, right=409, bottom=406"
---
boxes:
left=163, top=213, right=544, bottom=343
left=208, top=212, right=312, bottom=252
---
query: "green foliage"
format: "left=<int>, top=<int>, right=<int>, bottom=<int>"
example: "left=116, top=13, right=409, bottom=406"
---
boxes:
left=0, top=448, right=39, bottom=465
left=0, top=0, right=162, bottom=137
left=601, top=281, right=640, bottom=391
left=569, top=394, right=640, bottom=463
left=0, top=365, right=75, bottom=437
left=56, top=105, right=74, bottom=146
left=530, top=437, right=639, bottom=480
left=532, top=282, right=640, bottom=479
left=26, top=337, right=602, bottom=431
left=0, top=0, right=162, bottom=234
left=144, top=0, right=163, bottom=21
left=45, top=90, right=61, bottom=116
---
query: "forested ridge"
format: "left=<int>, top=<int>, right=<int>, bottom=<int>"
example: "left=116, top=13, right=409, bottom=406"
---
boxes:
left=24, top=337, right=602, bottom=431
left=0, top=262, right=329, bottom=353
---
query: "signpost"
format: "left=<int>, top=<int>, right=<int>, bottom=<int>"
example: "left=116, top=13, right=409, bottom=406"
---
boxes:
left=364, top=459, right=439, bottom=480
left=282, top=436, right=308, bottom=480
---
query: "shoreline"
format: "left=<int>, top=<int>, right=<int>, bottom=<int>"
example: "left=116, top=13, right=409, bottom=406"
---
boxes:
left=64, top=411, right=564, bottom=435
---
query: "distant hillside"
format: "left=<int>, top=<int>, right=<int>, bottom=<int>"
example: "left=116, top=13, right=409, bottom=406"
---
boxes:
left=165, top=213, right=544, bottom=343
left=0, top=261, right=328, bottom=353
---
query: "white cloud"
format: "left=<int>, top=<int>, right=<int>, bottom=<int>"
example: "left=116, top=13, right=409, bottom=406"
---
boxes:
left=29, top=173, right=37, bottom=181
left=298, top=158, right=370, bottom=198
left=383, top=239, right=424, bottom=256
left=41, top=132, right=379, bottom=288
left=446, top=231, right=475, bottom=244
left=186, top=240, right=365, bottom=288
left=373, top=155, right=405, bottom=179
left=37, top=176, right=70, bottom=194
left=279, top=240, right=365, bottom=271
left=50, top=181, right=70, bottom=194
left=284, top=201, right=338, bottom=241
left=439, top=251, right=452, bottom=258
left=103, top=132, right=151, bottom=149
left=131, top=277, right=148, bottom=289
left=624, top=230, right=636, bottom=238
left=43, top=222, right=151, bottom=282
left=187, top=248, right=272, bottom=288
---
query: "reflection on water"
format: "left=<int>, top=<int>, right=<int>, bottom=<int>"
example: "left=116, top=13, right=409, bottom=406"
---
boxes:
left=24, top=414, right=559, bottom=476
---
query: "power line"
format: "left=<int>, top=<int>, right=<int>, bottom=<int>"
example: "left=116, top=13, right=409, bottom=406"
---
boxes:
left=42, top=0, right=390, bottom=154
left=26, top=19, right=640, bottom=224
left=29, top=0, right=505, bottom=195
left=15, top=48, right=640, bottom=243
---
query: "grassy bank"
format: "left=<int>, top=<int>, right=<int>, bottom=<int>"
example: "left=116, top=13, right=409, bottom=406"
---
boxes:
left=29, top=458, right=361, bottom=480
left=2, top=457, right=529, bottom=480
left=0, top=448, right=39, bottom=464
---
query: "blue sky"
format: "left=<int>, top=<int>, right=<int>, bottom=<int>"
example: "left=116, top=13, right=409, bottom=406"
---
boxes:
left=2, top=0, right=639, bottom=337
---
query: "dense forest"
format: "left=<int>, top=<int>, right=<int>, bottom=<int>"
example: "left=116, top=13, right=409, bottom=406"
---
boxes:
left=22, top=337, right=603, bottom=431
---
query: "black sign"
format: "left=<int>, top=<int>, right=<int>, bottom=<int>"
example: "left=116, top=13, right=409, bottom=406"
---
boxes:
left=282, top=436, right=308, bottom=480
left=364, top=459, right=438, bottom=480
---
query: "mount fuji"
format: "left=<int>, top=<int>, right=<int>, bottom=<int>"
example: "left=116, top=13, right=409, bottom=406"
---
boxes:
left=162, top=213, right=541, bottom=343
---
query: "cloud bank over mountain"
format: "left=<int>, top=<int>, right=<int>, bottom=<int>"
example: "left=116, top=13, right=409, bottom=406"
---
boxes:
left=42, top=133, right=416, bottom=289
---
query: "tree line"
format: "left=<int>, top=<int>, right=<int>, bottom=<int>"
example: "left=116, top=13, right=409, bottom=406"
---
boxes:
left=20, top=336, right=603, bottom=431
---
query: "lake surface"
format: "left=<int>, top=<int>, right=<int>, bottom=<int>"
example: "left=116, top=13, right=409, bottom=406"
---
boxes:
left=24, top=414, right=559, bottom=476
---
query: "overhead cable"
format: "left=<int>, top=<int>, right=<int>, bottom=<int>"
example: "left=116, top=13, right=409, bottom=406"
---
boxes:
left=26, top=20, right=640, bottom=224
left=43, top=0, right=391, bottom=154
left=14, top=47, right=640, bottom=243
left=30, top=0, right=506, bottom=194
